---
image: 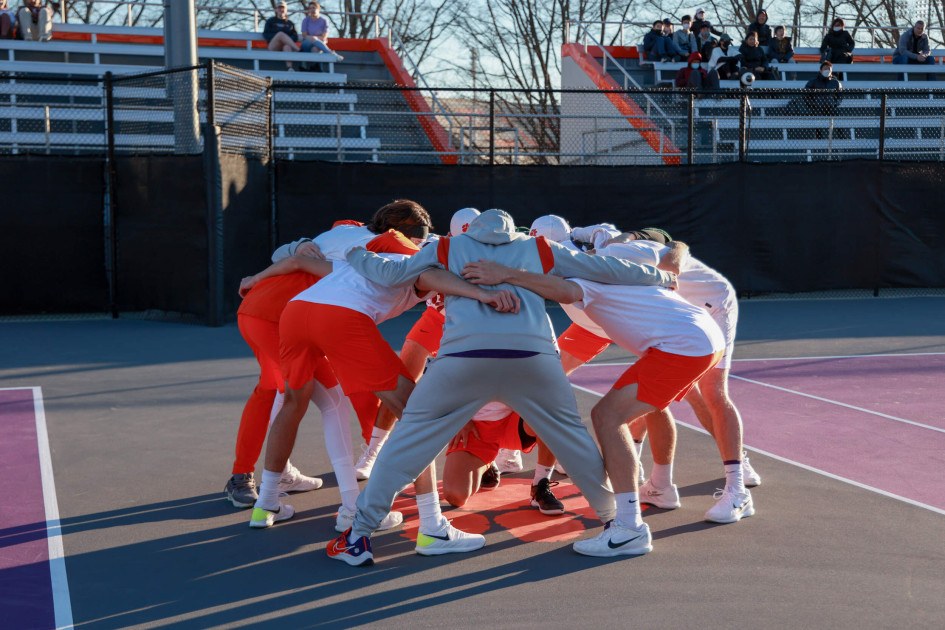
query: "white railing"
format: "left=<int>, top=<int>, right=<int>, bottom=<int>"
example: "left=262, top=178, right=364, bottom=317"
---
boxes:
left=567, top=19, right=675, bottom=143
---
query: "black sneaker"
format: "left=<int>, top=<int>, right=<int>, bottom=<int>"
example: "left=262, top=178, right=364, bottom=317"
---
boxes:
left=480, top=462, right=501, bottom=490
left=530, top=478, right=565, bottom=515
left=225, top=472, right=257, bottom=509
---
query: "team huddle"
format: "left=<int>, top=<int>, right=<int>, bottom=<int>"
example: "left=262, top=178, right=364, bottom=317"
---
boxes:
left=226, top=199, right=761, bottom=567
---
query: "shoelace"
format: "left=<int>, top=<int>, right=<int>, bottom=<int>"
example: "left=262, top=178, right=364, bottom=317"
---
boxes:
left=712, top=488, right=728, bottom=500
left=230, top=475, right=256, bottom=491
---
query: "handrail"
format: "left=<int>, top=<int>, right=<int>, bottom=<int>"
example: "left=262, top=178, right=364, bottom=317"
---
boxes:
left=568, top=19, right=675, bottom=141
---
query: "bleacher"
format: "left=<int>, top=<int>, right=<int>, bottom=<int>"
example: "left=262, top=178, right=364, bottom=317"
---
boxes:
left=0, top=21, right=450, bottom=162
left=562, top=25, right=945, bottom=163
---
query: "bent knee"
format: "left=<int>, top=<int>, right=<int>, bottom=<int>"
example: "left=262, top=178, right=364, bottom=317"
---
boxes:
left=443, top=489, right=469, bottom=508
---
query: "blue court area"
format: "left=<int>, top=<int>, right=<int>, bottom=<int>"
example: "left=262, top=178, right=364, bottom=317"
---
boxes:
left=1, top=297, right=944, bottom=629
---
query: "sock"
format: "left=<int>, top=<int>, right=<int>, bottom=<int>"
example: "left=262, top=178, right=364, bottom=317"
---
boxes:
left=633, top=438, right=645, bottom=459
left=256, top=469, right=283, bottom=510
left=368, top=426, right=390, bottom=452
left=650, top=462, right=674, bottom=488
left=724, top=460, right=745, bottom=493
left=614, top=491, right=644, bottom=529
left=416, top=491, right=447, bottom=532
left=269, top=391, right=285, bottom=425
left=313, top=383, right=359, bottom=511
left=533, top=463, right=555, bottom=485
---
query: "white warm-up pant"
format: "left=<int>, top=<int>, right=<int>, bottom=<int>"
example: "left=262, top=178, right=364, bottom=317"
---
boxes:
left=351, top=353, right=616, bottom=537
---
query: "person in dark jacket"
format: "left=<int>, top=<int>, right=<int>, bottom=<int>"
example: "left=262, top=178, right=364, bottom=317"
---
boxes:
left=893, top=20, right=937, bottom=80
left=746, top=9, right=772, bottom=48
left=769, top=25, right=796, bottom=79
left=706, top=35, right=740, bottom=80
left=804, top=60, right=843, bottom=124
left=820, top=17, right=855, bottom=64
left=697, top=22, right=717, bottom=58
left=264, top=1, right=300, bottom=71
left=674, top=51, right=720, bottom=89
left=642, top=19, right=680, bottom=61
left=692, top=8, right=725, bottom=38
left=739, top=32, right=776, bottom=79
left=673, top=15, right=700, bottom=58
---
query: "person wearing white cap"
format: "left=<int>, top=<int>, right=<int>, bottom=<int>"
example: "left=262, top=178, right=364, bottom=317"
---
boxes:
left=355, top=208, right=482, bottom=480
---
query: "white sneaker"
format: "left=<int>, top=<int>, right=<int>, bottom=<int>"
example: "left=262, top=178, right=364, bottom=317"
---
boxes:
left=554, top=460, right=567, bottom=476
left=415, top=520, right=485, bottom=556
left=333, top=53, right=345, bottom=62
left=743, top=452, right=762, bottom=487
left=355, top=444, right=381, bottom=480
left=704, top=487, right=755, bottom=524
left=280, top=461, right=323, bottom=494
left=639, top=479, right=681, bottom=509
left=572, top=521, right=652, bottom=557
left=249, top=502, right=295, bottom=528
left=496, top=448, right=523, bottom=473
left=335, top=507, right=404, bottom=533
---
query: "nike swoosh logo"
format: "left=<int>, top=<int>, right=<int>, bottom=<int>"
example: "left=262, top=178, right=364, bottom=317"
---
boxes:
left=607, top=533, right=646, bottom=549
left=627, top=499, right=637, bottom=503
left=424, top=533, right=451, bottom=541
left=734, top=501, right=748, bottom=510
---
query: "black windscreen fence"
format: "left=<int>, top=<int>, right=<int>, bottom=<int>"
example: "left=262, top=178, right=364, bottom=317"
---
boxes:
left=0, top=156, right=107, bottom=315
left=2, top=157, right=943, bottom=319
left=276, top=160, right=945, bottom=295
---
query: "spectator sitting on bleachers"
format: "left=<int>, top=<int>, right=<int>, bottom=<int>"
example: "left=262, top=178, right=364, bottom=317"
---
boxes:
left=804, top=60, right=842, bottom=125
left=1, top=0, right=15, bottom=39
left=660, top=18, right=686, bottom=60
left=264, top=1, right=300, bottom=71
left=820, top=17, right=854, bottom=64
left=693, top=8, right=724, bottom=38
left=673, top=15, right=699, bottom=58
left=697, top=22, right=716, bottom=58
left=707, top=35, right=740, bottom=80
left=675, top=51, right=720, bottom=90
left=643, top=19, right=680, bottom=61
left=16, top=0, right=51, bottom=42
left=769, top=25, right=796, bottom=79
left=746, top=9, right=772, bottom=48
left=739, top=32, right=777, bottom=80
left=894, top=20, right=936, bottom=79
left=300, top=2, right=343, bottom=64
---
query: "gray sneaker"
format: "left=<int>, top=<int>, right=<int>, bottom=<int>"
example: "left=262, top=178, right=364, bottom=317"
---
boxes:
left=225, top=473, right=258, bottom=508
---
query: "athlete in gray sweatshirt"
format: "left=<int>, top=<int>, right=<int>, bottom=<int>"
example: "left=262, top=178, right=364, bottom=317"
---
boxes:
left=328, top=209, right=676, bottom=565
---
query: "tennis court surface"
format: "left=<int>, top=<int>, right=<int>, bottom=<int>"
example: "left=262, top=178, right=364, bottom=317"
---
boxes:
left=2, top=296, right=944, bottom=629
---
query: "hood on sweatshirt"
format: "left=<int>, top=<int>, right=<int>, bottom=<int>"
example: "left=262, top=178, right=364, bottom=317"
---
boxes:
left=463, top=209, right=529, bottom=245
left=687, top=51, right=703, bottom=63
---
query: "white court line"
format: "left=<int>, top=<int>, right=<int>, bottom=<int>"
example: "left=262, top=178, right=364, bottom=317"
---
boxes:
left=569, top=383, right=945, bottom=517
left=590, top=351, right=945, bottom=366
left=31, top=387, right=75, bottom=630
left=727, top=375, right=945, bottom=435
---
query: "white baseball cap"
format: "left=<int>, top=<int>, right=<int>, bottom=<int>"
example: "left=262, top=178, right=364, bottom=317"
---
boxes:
left=529, top=214, right=571, bottom=243
left=450, top=207, right=481, bottom=236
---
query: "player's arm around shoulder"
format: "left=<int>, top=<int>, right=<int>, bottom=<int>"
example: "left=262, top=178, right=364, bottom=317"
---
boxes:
left=462, top=259, right=583, bottom=305
left=346, top=243, right=440, bottom=287
left=239, top=256, right=332, bottom=296
left=658, top=241, right=690, bottom=276
left=547, top=240, right=676, bottom=288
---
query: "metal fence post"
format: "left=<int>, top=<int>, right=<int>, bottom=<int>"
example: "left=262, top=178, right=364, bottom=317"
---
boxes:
left=267, top=79, right=276, bottom=254
left=738, top=92, right=747, bottom=162
left=206, top=60, right=216, bottom=127
left=878, top=92, right=887, bottom=161
left=105, top=71, right=119, bottom=319
left=489, top=89, right=495, bottom=165
left=687, top=92, right=695, bottom=165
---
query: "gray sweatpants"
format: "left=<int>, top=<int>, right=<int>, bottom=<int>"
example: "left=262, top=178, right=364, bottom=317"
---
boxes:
left=352, top=353, right=616, bottom=537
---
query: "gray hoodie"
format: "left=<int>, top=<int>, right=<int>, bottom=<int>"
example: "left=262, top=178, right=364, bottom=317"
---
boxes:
left=346, top=209, right=675, bottom=356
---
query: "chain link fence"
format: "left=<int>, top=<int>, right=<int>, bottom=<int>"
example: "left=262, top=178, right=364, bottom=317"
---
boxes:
left=6, top=70, right=945, bottom=164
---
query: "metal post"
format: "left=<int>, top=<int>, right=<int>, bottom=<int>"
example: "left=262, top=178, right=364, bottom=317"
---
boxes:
left=254, top=10, right=259, bottom=32
left=565, top=21, right=570, bottom=43
left=738, top=92, right=747, bottom=162
left=60, top=2, right=66, bottom=23
left=105, top=72, right=119, bottom=319
left=878, top=92, right=887, bottom=161
left=267, top=80, right=276, bottom=253
left=374, top=16, right=379, bottom=39
left=687, top=92, right=694, bottom=164
left=620, top=24, right=624, bottom=47
left=43, top=105, right=50, bottom=154
left=127, top=2, right=132, bottom=26
left=489, top=90, right=495, bottom=165
left=164, top=0, right=200, bottom=153
left=206, top=60, right=216, bottom=126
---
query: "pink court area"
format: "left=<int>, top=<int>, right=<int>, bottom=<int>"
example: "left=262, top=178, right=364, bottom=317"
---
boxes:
left=570, top=354, right=945, bottom=513
left=0, top=389, right=56, bottom=630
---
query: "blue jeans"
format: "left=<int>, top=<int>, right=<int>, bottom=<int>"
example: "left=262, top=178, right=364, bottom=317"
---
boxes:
left=301, top=38, right=332, bottom=54
left=892, top=54, right=936, bottom=80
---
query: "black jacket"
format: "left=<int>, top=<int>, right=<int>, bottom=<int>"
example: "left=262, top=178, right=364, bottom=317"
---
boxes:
left=747, top=12, right=772, bottom=48
left=738, top=42, right=769, bottom=68
left=264, top=17, right=298, bottom=43
left=805, top=73, right=842, bottom=90
left=820, top=29, right=855, bottom=54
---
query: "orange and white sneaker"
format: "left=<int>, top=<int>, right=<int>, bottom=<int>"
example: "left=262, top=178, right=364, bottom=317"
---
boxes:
left=327, top=529, right=374, bottom=567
